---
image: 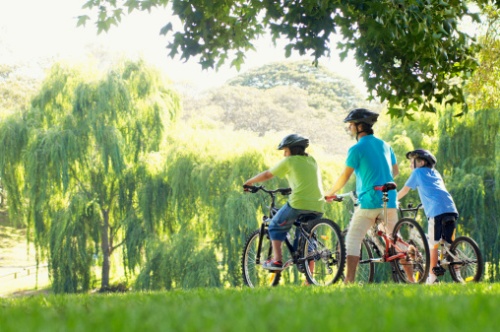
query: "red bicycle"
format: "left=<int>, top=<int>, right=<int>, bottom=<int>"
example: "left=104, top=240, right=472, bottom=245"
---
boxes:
left=332, top=182, right=430, bottom=284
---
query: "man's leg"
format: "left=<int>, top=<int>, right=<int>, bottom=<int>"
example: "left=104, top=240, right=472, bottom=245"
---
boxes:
left=345, top=255, right=360, bottom=284
left=344, top=209, right=377, bottom=284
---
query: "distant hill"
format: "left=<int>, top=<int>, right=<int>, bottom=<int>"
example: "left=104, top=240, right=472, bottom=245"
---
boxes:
left=181, top=61, right=382, bottom=156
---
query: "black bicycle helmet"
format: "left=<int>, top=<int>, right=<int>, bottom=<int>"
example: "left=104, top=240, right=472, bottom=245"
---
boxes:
left=277, top=134, right=309, bottom=150
left=406, top=149, right=437, bottom=167
left=343, top=108, right=379, bottom=126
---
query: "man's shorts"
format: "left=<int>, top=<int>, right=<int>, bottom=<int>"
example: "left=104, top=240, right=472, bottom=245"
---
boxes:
left=345, top=208, right=398, bottom=256
left=428, top=213, right=458, bottom=248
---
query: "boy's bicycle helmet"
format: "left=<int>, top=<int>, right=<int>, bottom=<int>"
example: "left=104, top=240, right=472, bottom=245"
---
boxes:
left=343, top=108, right=379, bottom=126
left=406, top=149, right=437, bottom=167
left=278, top=134, right=309, bottom=150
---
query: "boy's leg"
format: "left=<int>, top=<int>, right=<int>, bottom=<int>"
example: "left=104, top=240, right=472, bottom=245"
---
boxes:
left=272, top=240, right=283, bottom=261
left=265, top=203, right=300, bottom=269
left=427, top=217, right=438, bottom=281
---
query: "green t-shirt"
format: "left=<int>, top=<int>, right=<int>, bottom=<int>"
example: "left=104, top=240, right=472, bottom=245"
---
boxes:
left=269, top=155, right=325, bottom=213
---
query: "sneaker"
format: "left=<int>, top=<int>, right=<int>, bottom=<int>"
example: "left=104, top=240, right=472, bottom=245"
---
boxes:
left=454, top=267, right=464, bottom=283
left=262, top=259, right=283, bottom=271
left=426, top=274, right=438, bottom=285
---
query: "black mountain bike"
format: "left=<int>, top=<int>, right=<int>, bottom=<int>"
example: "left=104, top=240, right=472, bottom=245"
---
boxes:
left=241, top=185, right=346, bottom=287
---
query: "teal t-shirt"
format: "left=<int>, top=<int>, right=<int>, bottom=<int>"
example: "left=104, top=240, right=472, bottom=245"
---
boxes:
left=269, top=155, right=325, bottom=212
left=346, top=135, right=397, bottom=209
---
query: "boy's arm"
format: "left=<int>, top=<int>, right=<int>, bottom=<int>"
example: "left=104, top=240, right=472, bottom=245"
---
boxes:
left=397, top=186, right=411, bottom=200
left=244, top=170, right=274, bottom=186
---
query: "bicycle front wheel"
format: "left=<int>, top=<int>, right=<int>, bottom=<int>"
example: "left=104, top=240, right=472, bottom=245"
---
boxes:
left=449, top=236, right=483, bottom=283
left=303, top=219, right=345, bottom=286
left=241, top=229, right=281, bottom=288
left=392, top=218, right=430, bottom=284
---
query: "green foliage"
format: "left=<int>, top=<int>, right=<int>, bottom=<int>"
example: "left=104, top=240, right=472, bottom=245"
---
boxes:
left=0, top=59, right=180, bottom=292
left=0, top=64, right=40, bottom=116
left=80, top=0, right=482, bottom=117
left=183, top=61, right=378, bottom=157
left=135, top=233, right=221, bottom=290
left=227, top=61, right=366, bottom=111
left=437, top=108, right=499, bottom=281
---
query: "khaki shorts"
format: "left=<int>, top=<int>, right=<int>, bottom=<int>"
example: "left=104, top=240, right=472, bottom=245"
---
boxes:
left=345, top=208, right=398, bottom=256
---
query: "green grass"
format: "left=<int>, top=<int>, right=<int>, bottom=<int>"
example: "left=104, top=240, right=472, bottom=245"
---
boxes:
left=0, top=283, right=498, bottom=332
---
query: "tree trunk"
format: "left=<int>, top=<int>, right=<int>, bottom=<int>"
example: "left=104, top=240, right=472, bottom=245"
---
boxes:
left=101, top=209, right=110, bottom=290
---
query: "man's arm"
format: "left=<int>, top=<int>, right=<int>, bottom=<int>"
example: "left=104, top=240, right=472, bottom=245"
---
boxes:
left=325, top=166, right=354, bottom=197
left=392, top=163, right=399, bottom=178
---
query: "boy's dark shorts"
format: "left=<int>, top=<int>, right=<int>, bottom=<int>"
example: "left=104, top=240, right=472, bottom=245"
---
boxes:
left=428, top=213, right=458, bottom=247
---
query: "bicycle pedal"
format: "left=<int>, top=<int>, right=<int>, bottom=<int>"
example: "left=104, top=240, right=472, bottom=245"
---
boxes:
left=432, top=266, right=446, bottom=276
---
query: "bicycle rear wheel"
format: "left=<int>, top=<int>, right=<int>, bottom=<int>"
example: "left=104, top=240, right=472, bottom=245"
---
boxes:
left=392, top=218, right=430, bottom=284
left=241, top=229, right=281, bottom=287
left=449, top=236, right=483, bottom=283
left=303, top=219, right=345, bottom=286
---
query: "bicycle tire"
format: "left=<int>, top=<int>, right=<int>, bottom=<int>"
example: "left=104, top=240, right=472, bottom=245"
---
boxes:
left=303, top=219, right=345, bottom=286
left=241, top=229, right=281, bottom=287
left=340, top=230, right=374, bottom=283
left=449, top=236, right=483, bottom=283
left=356, top=238, right=375, bottom=284
left=392, top=218, right=430, bottom=284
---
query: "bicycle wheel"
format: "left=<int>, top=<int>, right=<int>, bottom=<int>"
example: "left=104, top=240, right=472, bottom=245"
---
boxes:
left=449, top=236, right=483, bottom=283
left=303, top=219, right=345, bottom=286
left=241, top=229, right=281, bottom=287
left=392, top=218, right=430, bottom=284
left=356, top=238, right=375, bottom=283
left=341, top=230, right=374, bottom=283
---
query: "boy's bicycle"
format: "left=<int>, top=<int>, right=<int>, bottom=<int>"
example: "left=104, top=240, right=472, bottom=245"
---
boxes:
left=332, top=182, right=430, bottom=284
left=241, top=185, right=346, bottom=287
left=402, top=205, right=484, bottom=283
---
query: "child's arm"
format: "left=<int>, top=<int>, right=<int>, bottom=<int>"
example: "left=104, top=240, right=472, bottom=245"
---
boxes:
left=397, top=185, right=411, bottom=200
left=244, top=170, right=274, bottom=186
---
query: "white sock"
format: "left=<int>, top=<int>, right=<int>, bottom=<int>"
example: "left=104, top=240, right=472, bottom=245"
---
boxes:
left=427, top=273, right=437, bottom=284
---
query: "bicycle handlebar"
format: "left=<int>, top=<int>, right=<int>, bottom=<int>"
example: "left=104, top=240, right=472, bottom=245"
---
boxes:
left=399, top=203, right=423, bottom=213
left=325, top=191, right=358, bottom=204
left=243, top=185, right=292, bottom=196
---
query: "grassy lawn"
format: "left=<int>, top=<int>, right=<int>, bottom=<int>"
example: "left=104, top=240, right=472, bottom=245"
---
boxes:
left=0, top=283, right=498, bottom=332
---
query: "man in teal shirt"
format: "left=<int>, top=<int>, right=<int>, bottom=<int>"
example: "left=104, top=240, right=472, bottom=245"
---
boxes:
left=325, top=108, right=399, bottom=283
left=244, top=134, right=325, bottom=270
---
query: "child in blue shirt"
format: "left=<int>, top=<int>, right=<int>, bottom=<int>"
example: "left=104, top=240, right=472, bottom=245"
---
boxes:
left=397, top=149, right=458, bottom=284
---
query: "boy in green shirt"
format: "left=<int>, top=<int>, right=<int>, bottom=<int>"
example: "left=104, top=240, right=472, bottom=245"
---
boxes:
left=244, top=134, right=325, bottom=270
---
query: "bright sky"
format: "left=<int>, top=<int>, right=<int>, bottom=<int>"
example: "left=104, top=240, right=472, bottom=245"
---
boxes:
left=0, top=0, right=366, bottom=93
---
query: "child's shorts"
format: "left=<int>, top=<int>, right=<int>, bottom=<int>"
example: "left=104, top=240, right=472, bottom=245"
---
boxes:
left=428, top=213, right=458, bottom=248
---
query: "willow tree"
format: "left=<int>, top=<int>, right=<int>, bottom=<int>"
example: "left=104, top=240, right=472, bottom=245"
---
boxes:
left=0, top=60, right=180, bottom=292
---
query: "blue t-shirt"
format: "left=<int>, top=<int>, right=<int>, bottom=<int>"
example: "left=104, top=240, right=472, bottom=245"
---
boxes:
left=346, top=135, right=397, bottom=209
left=404, top=167, right=458, bottom=218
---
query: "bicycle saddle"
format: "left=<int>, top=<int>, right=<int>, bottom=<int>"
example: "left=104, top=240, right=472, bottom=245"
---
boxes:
left=374, top=182, right=397, bottom=192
